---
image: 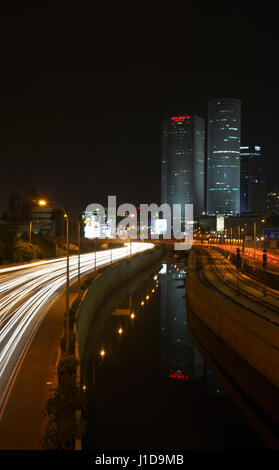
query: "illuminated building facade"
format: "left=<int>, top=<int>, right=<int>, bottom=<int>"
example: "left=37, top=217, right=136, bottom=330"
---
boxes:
left=83, top=207, right=113, bottom=239
left=207, top=99, right=241, bottom=216
left=240, top=145, right=265, bottom=214
left=161, top=114, right=205, bottom=220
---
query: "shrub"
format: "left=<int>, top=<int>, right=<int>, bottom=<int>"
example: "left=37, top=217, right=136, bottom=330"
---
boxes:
left=60, top=332, right=76, bottom=355
left=41, top=356, right=87, bottom=450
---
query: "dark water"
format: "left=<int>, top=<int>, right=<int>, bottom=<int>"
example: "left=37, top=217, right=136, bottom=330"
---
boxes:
left=82, top=260, right=268, bottom=450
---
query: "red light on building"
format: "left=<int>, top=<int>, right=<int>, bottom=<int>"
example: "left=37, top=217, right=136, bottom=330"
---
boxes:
left=171, top=115, right=190, bottom=122
left=169, top=371, right=190, bottom=380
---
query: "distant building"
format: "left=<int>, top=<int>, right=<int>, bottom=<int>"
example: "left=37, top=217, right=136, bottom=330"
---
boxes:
left=161, top=114, right=205, bottom=221
left=32, top=206, right=56, bottom=236
left=0, top=182, right=10, bottom=217
left=207, top=98, right=241, bottom=216
left=266, top=191, right=279, bottom=217
left=83, top=207, right=112, bottom=239
left=240, top=145, right=265, bottom=214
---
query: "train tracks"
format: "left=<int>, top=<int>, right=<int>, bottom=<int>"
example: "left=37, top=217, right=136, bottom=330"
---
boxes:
left=192, top=247, right=279, bottom=326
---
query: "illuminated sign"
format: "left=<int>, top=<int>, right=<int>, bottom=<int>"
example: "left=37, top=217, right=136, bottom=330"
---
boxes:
left=153, top=219, right=168, bottom=235
left=171, top=115, right=190, bottom=122
left=216, top=215, right=225, bottom=232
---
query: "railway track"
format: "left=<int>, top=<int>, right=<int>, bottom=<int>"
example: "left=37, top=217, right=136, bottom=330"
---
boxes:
left=192, top=247, right=279, bottom=326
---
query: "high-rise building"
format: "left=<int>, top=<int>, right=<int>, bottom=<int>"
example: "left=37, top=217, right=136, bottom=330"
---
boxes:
left=266, top=191, right=279, bottom=217
left=240, top=145, right=265, bottom=214
left=207, top=98, right=241, bottom=216
left=161, top=114, right=205, bottom=220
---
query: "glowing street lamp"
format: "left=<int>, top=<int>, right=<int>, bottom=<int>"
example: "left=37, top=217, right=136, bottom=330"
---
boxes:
left=100, top=349, right=106, bottom=357
left=38, top=199, right=47, bottom=206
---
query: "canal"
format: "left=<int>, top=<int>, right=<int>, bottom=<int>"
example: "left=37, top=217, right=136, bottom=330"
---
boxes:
left=81, top=256, right=268, bottom=450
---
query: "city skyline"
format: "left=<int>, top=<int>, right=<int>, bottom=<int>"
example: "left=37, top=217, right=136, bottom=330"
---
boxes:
left=0, top=6, right=279, bottom=216
left=0, top=4, right=278, bottom=456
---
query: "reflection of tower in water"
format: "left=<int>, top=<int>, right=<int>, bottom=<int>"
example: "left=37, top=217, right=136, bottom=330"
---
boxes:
left=160, top=262, right=204, bottom=380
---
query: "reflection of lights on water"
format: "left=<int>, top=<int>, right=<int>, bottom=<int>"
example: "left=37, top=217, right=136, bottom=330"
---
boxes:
left=170, top=371, right=189, bottom=380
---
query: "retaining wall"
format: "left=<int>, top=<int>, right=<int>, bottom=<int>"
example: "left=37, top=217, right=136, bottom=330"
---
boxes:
left=186, top=253, right=279, bottom=388
left=76, top=245, right=163, bottom=360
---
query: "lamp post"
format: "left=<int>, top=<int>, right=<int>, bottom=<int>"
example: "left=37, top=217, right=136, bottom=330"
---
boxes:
left=36, top=199, right=70, bottom=355
left=95, top=237, right=97, bottom=270
left=29, top=219, right=32, bottom=243
left=253, top=221, right=257, bottom=269
left=77, top=219, right=81, bottom=291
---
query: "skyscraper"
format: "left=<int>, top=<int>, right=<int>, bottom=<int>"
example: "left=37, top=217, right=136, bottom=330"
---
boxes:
left=240, top=145, right=265, bottom=214
left=207, top=98, right=241, bottom=216
left=161, top=114, right=205, bottom=220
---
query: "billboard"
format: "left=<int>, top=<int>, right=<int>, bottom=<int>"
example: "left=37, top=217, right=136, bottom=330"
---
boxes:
left=263, top=228, right=279, bottom=240
left=216, top=215, right=225, bottom=232
left=153, top=218, right=168, bottom=235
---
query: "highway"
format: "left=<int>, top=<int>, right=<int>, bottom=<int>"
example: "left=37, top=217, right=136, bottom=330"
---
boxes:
left=0, top=242, right=154, bottom=417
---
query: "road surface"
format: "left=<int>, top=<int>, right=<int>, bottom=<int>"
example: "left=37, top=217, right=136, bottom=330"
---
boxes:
left=0, top=242, right=154, bottom=418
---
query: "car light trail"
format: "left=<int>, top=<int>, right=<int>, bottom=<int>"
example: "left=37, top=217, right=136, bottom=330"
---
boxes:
left=0, top=242, right=154, bottom=416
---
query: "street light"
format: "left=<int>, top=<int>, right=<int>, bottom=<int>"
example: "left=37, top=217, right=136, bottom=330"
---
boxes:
left=38, top=199, right=47, bottom=206
left=34, top=198, right=70, bottom=356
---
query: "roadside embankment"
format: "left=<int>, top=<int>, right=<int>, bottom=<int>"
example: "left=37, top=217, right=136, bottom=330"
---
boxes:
left=186, top=250, right=279, bottom=389
left=77, top=245, right=163, bottom=363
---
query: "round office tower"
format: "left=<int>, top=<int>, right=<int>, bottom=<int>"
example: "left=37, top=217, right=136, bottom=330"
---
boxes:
left=207, top=98, right=241, bottom=216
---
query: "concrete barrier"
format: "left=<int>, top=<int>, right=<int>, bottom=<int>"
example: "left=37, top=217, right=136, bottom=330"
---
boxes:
left=186, top=253, right=279, bottom=388
left=76, top=246, right=163, bottom=360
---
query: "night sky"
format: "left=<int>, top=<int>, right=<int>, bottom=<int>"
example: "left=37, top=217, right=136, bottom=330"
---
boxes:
left=0, top=5, right=278, bottom=216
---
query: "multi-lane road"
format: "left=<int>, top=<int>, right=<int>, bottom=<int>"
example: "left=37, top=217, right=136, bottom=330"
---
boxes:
left=0, top=242, right=154, bottom=417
